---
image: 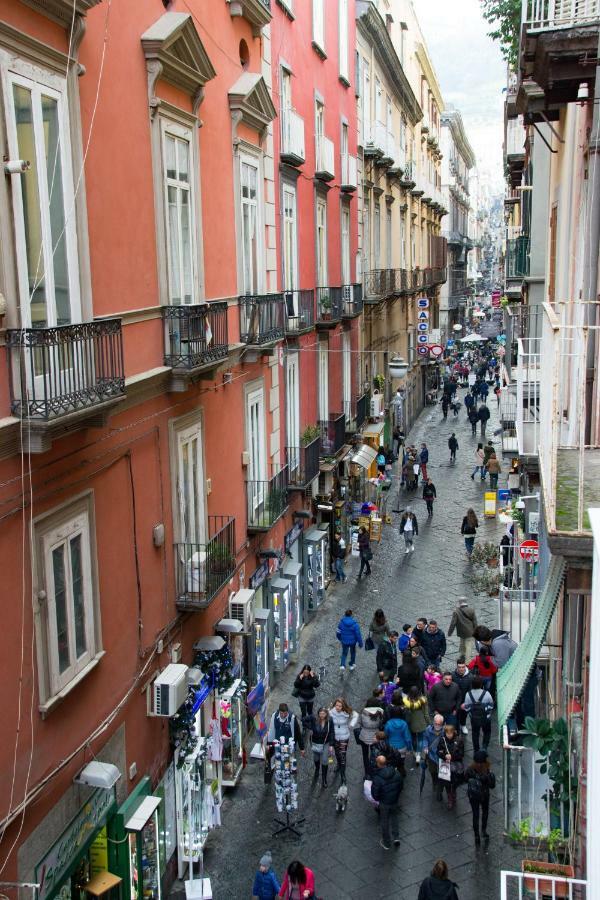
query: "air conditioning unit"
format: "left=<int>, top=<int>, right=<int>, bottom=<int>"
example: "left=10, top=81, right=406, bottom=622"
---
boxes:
left=370, top=392, right=384, bottom=418
left=152, top=663, right=189, bottom=716
left=229, top=588, right=255, bottom=632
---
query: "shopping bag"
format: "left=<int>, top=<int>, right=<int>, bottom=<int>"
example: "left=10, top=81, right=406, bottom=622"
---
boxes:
left=438, top=759, right=451, bottom=782
left=364, top=636, right=375, bottom=652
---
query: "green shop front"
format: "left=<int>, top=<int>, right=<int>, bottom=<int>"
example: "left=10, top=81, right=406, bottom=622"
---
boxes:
left=109, top=778, right=163, bottom=900
left=35, top=787, right=120, bottom=900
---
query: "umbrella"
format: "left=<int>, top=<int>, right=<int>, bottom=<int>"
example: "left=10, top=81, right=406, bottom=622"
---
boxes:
left=460, top=333, right=486, bottom=342
left=419, top=759, right=427, bottom=794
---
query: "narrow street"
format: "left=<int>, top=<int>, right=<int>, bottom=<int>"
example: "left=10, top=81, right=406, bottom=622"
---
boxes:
left=202, top=397, right=524, bottom=899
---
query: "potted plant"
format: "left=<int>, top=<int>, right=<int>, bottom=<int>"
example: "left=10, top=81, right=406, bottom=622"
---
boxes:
left=374, top=374, right=385, bottom=392
left=470, top=540, right=499, bottom=567
left=301, top=424, right=321, bottom=447
left=471, top=569, right=503, bottom=596
left=520, top=859, right=575, bottom=897
left=509, top=821, right=574, bottom=895
left=320, top=294, right=332, bottom=319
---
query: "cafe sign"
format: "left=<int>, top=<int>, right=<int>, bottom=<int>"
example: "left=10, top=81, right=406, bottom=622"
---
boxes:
left=36, top=788, right=116, bottom=900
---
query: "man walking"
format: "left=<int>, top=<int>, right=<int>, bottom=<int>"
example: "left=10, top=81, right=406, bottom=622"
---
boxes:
left=419, top=443, right=429, bottom=481
left=332, top=530, right=347, bottom=583
left=468, top=405, right=479, bottom=436
left=478, top=402, right=490, bottom=437
left=448, top=433, right=459, bottom=463
left=377, top=631, right=399, bottom=681
left=422, top=477, right=437, bottom=516
left=371, top=755, right=403, bottom=849
left=463, top=677, right=494, bottom=752
left=267, top=703, right=305, bottom=752
left=428, top=672, right=461, bottom=726
left=336, top=609, right=363, bottom=671
left=399, top=506, right=418, bottom=554
left=420, top=619, right=446, bottom=667
left=423, top=714, right=445, bottom=800
left=448, top=599, right=478, bottom=661
left=452, top=658, right=473, bottom=736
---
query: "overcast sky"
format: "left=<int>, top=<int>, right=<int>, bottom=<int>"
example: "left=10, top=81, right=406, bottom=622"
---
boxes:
left=415, top=0, right=506, bottom=193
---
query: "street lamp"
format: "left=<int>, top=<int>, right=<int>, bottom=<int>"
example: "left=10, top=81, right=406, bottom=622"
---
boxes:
left=388, top=355, right=409, bottom=379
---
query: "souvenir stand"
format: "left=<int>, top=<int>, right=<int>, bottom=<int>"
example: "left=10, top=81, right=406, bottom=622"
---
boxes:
left=111, top=779, right=163, bottom=900
left=217, top=678, right=246, bottom=787
left=302, top=527, right=328, bottom=617
left=271, top=736, right=304, bottom=838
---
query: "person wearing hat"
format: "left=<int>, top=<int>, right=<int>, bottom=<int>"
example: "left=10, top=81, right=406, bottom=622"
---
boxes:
left=252, top=851, right=281, bottom=900
left=448, top=599, right=478, bottom=661
left=465, top=750, right=496, bottom=848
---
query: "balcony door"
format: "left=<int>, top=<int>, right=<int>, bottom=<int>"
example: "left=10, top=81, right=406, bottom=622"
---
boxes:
left=362, top=59, right=371, bottom=145
left=282, top=183, right=298, bottom=308
left=316, top=196, right=328, bottom=286
left=318, top=341, right=329, bottom=423
left=176, top=421, right=206, bottom=548
left=342, top=331, right=351, bottom=422
left=286, top=352, right=300, bottom=473
left=341, top=206, right=351, bottom=296
left=240, top=153, right=263, bottom=295
left=246, top=386, right=266, bottom=517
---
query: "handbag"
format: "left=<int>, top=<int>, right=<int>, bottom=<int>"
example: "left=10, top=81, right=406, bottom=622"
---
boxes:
left=291, top=686, right=300, bottom=698
left=364, top=548, right=373, bottom=561
left=365, top=636, right=375, bottom=652
left=438, top=758, right=451, bottom=782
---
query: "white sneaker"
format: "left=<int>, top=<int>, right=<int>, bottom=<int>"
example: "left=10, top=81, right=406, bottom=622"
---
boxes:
left=410, top=545, right=415, bottom=553
left=415, top=752, right=421, bottom=763
left=349, top=664, right=356, bottom=671
left=461, top=725, right=469, bottom=735
left=340, top=665, right=346, bottom=671
left=405, top=548, right=410, bottom=555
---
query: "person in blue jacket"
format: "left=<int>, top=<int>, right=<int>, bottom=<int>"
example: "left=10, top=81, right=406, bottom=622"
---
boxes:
left=336, top=608, right=363, bottom=671
left=252, top=851, right=280, bottom=900
left=383, top=707, right=413, bottom=774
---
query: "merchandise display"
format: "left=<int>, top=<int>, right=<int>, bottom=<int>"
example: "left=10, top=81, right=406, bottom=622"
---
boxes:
left=303, top=528, right=328, bottom=615
left=218, top=680, right=246, bottom=786
left=269, top=579, right=291, bottom=671
left=271, top=737, right=304, bottom=838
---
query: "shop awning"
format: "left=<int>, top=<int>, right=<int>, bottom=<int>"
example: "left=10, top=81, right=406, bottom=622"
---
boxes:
left=85, top=872, right=122, bottom=897
left=124, top=795, right=161, bottom=831
left=216, top=618, right=243, bottom=633
left=363, top=422, right=385, bottom=440
left=496, top=555, right=566, bottom=727
left=351, top=446, right=377, bottom=469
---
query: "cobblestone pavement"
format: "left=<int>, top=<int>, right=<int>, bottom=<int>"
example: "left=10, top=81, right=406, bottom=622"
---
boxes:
left=201, top=392, right=525, bottom=899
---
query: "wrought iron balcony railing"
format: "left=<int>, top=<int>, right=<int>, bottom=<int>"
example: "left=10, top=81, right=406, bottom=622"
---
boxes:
left=6, top=319, right=125, bottom=421
left=163, top=302, right=228, bottom=370
left=239, top=293, right=285, bottom=344
left=356, top=393, right=368, bottom=430
left=364, top=269, right=394, bottom=300
left=316, top=286, right=342, bottom=323
left=432, top=266, right=447, bottom=285
left=246, top=465, right=289, bottom=531
left=286, top=437, right=320, bottom=488
left=341, top=283, right=363, bottom=317
left=284, top=289, right=315, bottom=333
left=175, top=516, right=236, bottom=611
left=319, top=413, right=346, bottom=455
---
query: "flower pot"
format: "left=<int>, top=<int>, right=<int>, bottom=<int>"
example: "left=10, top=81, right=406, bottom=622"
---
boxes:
left=486, top=557, right=499, bottom=568
left=521, top=860, right=575, bottom=897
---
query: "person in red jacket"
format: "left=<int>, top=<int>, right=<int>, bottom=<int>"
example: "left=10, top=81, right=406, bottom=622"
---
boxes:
left=467, top=645, right=498, bottom=690
left=278, top=861, right=315, bottom=899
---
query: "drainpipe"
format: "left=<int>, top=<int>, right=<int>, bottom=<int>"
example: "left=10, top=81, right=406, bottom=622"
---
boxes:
left=582, top=31, right=600, bottom=443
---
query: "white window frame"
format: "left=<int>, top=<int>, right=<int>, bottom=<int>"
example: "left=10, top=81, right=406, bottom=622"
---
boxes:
left=400, top=211, right=406, bottom=269
left=239, top=149, right=264, bottom=295
left=362, top=59, right=371, bottom=145
left=34, top=494, right=102, bottom=711
left=338, top=0, right=349, bottom=82
left=316, top=195, right=328, bottom=285
left=363, top=196, right=370, bottom=272
left=342, top=331, right=351, bottom=419
left=246, top=383, right=267, bottom=513
left=341, top=205, right=351, bottom=284
left=312, top=0, right=325, bottom=53
left=282, top=182, right=298, bottom=293
left=318, top=341, right=329, bottom=422
left=386, top=207, right=392, bottom=269
left=375, top=77, right=382, bottom=123
left=374, top=202, right=381, bottom=269
left=1, top=53, right=81, bottom=328
left=174, top=418, right=207, bottom=546
left=162, top=120, right=197, bottom=306
left=286, top=352, right=300, bottom=470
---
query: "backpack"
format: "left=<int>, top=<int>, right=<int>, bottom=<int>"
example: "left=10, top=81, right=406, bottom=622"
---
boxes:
left=467, top=691, right=489, bottom=728
left=467, top=770, right=496, bottom=802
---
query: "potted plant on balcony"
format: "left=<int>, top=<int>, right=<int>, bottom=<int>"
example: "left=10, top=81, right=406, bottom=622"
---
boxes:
left=373, top=374, right=385, bottom=392
left=471, top=569, right=503, bottom=596
left=301, top=424, right=321, bottom=447
left=320, top=294, right=332, bottom=319
left=470, top=540, right=500, bottom=567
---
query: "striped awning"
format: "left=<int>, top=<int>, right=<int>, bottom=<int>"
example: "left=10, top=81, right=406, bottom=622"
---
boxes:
left=496, top=555, right=566, bottom=728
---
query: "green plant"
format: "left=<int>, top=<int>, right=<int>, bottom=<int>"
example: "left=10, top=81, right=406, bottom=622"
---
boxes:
left=320, top=294, right=331, bottom=310
left=208, top=543, right=234, bottom=573
left=511, top=498, right=526, bottom=531
left=480, top=0, right=521, bottom=69
left=521, top=717, right=578, bottom=815
left=374, top=374, right=385, bottom=391
left=508, top=817, right=533, bottom=843
left=547, top=828, right=569, bottom=862
left=500, top=296, right=509, bottom=308
left=470, top=540, right=500, bottom=565
left=301, top=424, right=321, bottom=446
left=471, top=568, right=503, bottom=595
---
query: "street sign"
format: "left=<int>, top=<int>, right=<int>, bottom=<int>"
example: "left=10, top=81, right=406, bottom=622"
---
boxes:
left=418, top=311, right=429, bottom=320
left=446, top=339, right=455, bottom=348
left=519, top=539, right=539, bottom=562
left=429, top=344, right=444, bottom=358
left=417, top=334, right=429, bottom=344
left=417, top=346, right=429, bottom=356
left=417, top=297, right=430, bottom=308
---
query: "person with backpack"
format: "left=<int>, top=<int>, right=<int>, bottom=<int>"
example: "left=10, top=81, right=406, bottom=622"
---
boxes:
left=466, top=750, right=496, bottom=847
left=462, top=676, right=494, bottom=752
left=371, top=754, right=404, bottom=850
left=467, top=645, right=498, bottom=690
left=376, top=445, right=387, bottom=475
left=448, top=433, right=459, bottom=463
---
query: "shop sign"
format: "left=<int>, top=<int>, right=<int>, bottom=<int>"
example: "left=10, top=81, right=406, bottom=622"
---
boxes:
left=417, top=322, right=428, bottom=333
left=417, top=346, right=429, bottom=357
left=284, top=521, right=304, bottom=552
left=249, top=561, right=269, bottom=589
left=36, top=789, right=116, bottom=900
left=429, top=345, right=444, bottom=358
left=417, top=334, right=429, bottom=345
left=417, top=297, right=430, bottom=309
left=417, top=311, right=429, bottom=320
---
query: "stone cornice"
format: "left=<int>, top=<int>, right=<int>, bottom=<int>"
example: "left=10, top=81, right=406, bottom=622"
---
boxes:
left=415, top=43, right=444, bottom=112
left=20, top=0, right=101, bottom=27
left=441, top=109, right=476, bottom=169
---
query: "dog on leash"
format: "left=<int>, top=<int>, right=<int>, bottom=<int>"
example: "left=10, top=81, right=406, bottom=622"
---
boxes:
left=335, top=783, right=348, bottom=813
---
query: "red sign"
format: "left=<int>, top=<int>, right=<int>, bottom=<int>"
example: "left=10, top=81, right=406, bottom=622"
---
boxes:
left=519, top=539, right=539, bottom=562
left=429, top=345, right=444, bottom=358
left=492, top=290, right=501, bottom=309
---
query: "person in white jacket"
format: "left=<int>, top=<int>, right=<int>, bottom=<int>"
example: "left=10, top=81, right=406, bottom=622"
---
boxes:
left=329, top=697, right=359, bottom=784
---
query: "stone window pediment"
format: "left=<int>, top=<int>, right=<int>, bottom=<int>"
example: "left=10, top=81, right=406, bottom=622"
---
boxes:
left=20, top=0, right=101, bottom=26
left=228, top=71, right=276, bottom=140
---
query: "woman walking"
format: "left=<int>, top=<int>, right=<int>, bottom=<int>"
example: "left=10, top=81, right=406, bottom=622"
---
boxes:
left=310, top=707, right=335, bottom=787
left=486, top=451, right=502, bottom=490
left=471, top=444, right=485, bottom=481
left=460, top=508, right=479, bottom=557
left=278, top=861, right=316, bottom=900
left=357, top=526, right=372, bottom=578
left=418, top=860, right=460, bottom=900
left=329, top=697, right=359, bottom=784
left=403, top=686, right=430, bottom=763
left=368, top=608, right=391, bottom=648
left=358, top=703, right=384, bottom=777
left=437, top=724, right=464, bottom=809
left=293, top=665, right=320, bottom=719
left=466, top=749, right=496, bottom=847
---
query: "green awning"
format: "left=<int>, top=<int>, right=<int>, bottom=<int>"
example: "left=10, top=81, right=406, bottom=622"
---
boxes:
left=496, top=555, right=566, bottom=728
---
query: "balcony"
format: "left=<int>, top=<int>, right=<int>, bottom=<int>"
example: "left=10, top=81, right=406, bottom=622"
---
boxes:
left=315, top=286, right=342, bottom=326
left=381, top=130, right=396, bottom=166
left=6, top=320, right=125, bottom=452
left=284, top=289, right=315, bottom=334
left=516, top=337, right=541, bottom=457
left=499, top=586, right=539, bottom=644
left=399, top=160, right=417, bottom=189
left=340, top=153, right=358, bottom=191
left=319, top=413, right=346, bottom=456
left=392, top=268, right=409, bottom=295
left=500, top=870, right=586, bottom=899
left=174, top=516, right=236, bottom=611
left=506, top=236, right=530, bottom=279
left=239, top=293, right=285, bottom=346
left=286, top=437, right=320, bottom=489
left=505, top=116, right=526, bottom=188
left=364, top=120, right=386, bottom=158
left=163, top=302, right=229, bottom=390
left=356, top=393, right=368, bottom=430
left=344, top=393, right=368, bottom=433
left=280, top=108, right=305, bottom=166
left=246, top=464, right=289, bottom=532
left=341, top=283, right=363, bottom=318
left=364, top=269, right=394, bottom=302
left=315, top=135, right=335, bottom=181
left=432, top=266, right=447, bottom=285
left=227, top=0, right=271, bottom=34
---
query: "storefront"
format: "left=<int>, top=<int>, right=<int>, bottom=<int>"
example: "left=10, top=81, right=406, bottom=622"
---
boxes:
left=283, top=521, right=305, bottom=651
left=268, top=577, right=294, bottom=672
left=247, top=563, right=273, bottom=686
left=35, top=787, right=119, bottom=900
left=302, top=527, right=328, bottom=618
left=217, top=678, right=246, bottom=787
left=110, top=779, right=162, bottom=900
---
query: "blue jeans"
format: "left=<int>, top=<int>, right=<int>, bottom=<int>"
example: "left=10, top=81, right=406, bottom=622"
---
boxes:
left=341, top=644, right=356, bottom=667
left=334, top=558, right=346, bottom=581
left=472, top=465, right=485, bottom=480
left=465, top=536, right=475, bottom=555
left=490, top=473, right=498, bottom=490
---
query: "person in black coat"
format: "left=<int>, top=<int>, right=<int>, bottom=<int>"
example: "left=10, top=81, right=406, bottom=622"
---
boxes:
left=418, top=859, right=459, bottom=900
left=466, top=750, right=496, bottom=847
left=376, top=632, right=399, bottom=680
left=371, top=756, right=404, bottom=849
left=397, top=651, right=424, bottom=694
left=293, top=665, right=320, bottom=718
